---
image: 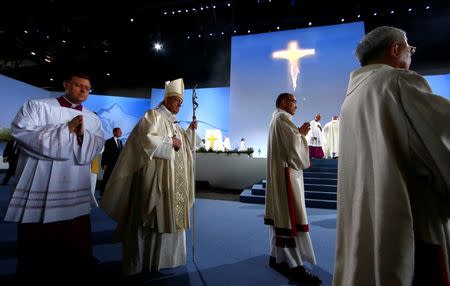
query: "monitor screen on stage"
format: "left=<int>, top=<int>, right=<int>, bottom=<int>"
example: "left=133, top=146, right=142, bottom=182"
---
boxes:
left=230, top=22, right=365, bottom=156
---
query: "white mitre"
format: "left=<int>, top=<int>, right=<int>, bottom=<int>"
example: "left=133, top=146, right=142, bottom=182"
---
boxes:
left=164, top=78, right=184, bottom=99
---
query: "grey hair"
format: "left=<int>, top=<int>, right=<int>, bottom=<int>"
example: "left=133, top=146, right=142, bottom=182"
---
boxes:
left=355, top=26, right=406, bottom=66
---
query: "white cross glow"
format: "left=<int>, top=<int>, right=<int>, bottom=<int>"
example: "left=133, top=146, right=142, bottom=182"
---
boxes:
left=272, top=41, right=315, bottom=91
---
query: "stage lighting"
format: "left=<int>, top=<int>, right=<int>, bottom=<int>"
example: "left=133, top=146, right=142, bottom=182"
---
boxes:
left=154, top=42, right=163, bottom=51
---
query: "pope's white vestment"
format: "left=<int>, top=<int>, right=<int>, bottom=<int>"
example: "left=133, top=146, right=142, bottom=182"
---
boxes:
left=333, top=64, right=450, bottom=286
left=100, top=105, right=200, bottom=274
left=4, top=97, right=104, bottom=223
left=265, top=108, right=317, bottom=268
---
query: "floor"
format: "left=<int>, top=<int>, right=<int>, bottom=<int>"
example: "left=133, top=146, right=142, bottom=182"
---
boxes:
left=0, top=175, right=337, bottom=285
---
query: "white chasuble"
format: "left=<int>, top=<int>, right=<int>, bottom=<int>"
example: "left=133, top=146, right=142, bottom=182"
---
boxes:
left=100, top=105, right=200, bottom=273
left=333, top=64, right=450, bottom=286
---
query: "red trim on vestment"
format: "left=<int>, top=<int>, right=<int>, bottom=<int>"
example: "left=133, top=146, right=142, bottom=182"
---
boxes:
left=284, top=166, right=297, bottom=236
left=438, top=246, right=450, bottom=286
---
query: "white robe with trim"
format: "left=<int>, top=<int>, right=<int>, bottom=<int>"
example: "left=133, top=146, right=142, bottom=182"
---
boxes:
left=265, top=109, right=317, bottom=267
left=322, top=119, right=340, bottom=158
left=333, top=64, right=450, bottom=286
left=4, top=97, right=104, bottom=223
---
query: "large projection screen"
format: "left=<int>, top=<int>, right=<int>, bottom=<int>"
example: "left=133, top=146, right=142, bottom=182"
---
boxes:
left=230, top=22, right=365, bottom=157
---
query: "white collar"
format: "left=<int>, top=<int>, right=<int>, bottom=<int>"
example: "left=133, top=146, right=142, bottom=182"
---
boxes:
left=156, top=104, right=177, bottom=123
left=275, top=108, right=293, bottom=120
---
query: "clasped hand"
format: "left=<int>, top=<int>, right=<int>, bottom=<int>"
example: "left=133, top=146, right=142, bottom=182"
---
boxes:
left=68, top=115, right=84, bottom=137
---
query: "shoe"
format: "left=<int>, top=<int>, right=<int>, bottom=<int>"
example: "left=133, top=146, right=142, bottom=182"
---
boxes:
left=289, top=266, right=322, bottom=285
left=269, top=256, right=290, bottom=276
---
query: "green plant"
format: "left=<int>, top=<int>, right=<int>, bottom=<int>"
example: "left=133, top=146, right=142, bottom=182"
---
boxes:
left=0, top=128, right=12, bottom=142
left=196, top=147, right=255, bottom=156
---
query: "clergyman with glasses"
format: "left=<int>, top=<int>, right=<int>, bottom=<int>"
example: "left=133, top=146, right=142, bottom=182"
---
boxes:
left=3, top=72, right=105, bottom=284
left=265, top=92, right=322, bottom=285
left=333, top=26, right=450, bottom=286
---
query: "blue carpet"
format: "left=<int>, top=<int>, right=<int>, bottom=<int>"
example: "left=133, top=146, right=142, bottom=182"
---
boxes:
left=0, top=175, right=337, bottom=285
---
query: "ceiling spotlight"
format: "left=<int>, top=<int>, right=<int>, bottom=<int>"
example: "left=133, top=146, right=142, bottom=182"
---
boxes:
left=308, top=22, right=312, bottom=26
left=227, top=3, right=231, bottom=7
left=341, top=18, right=344, bottom=22
left=192, top=8, right=196, bottom=11
left=221, top=32, right=224, bottom=35
left=106, top=73, right=111, bottom=76
left=187, top=36, right=190, bottom=39
left=172, top=11, right=175, bottom=14
left=357, top=14, right=360, bottom=18
left=154, top=42, right=163, bottom=51
left=185, top=9, right=188, bottom=12
left=24, top=30, right=29, bottom=34
left=233, top=30, right=237, bottom=33
left=44, top=58, right=51, bottom=63
left=205, top=6, right=209, bottom=9
left=178, top=10, right=181, bottom=13
left=210, top=33, right=213, bottom=36
left=408, top=8, right=412, bottom=12
left=248, top=30, right=251, bottom=33
left=30, top=51, right=36, bottom=55
left=373, top=12, right=377, bottom=16
left=198, top=34, right=201, bottom=38
left=50, top=78, right=54, bottom=81
left=164, top=12, right=167, bottom=15
left=201, top=7, right=204, bottom=10
left=213, top=5, right=216, bottom=8
left=62, top=40, right=66, bottom=43
left=426, top=6, right=430, bottom=9
left=277, top=26, right=280, bottom=30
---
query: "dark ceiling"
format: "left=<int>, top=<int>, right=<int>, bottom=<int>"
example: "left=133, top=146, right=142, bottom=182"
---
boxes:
left=1, top=0, right=449, bottom=93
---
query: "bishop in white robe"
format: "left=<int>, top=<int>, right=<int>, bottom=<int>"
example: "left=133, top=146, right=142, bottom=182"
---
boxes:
left=100, top=78, right=200, bottom=275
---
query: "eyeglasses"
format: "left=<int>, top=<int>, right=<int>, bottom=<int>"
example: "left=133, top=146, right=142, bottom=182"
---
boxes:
left=408, top=45, right=416, bottom=55
left=70, top=81, right=92, bottom=93
left=287, top=98, right=297, bottom=104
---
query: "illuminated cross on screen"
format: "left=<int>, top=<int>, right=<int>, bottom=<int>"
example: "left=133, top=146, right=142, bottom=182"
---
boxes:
left=207, top=134, right=217, bottom=148
left=272, top=41, right=315, bottom=91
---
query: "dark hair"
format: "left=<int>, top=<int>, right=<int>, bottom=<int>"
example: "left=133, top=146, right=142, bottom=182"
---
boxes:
left=65, top=72, right=91, bottom=82
left=113, top=127, right=121, bottom=133
left=276, top=93, right=292, bottom=108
